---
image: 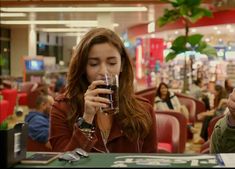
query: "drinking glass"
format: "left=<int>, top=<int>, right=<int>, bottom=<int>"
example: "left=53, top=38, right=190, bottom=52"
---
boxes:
left=97, top=74, right=119, bottom=115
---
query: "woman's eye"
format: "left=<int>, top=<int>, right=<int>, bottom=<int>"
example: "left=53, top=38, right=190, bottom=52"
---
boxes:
left=89, top=62, right=98, bottom=66
left=109, top=62, right=117, bottom=66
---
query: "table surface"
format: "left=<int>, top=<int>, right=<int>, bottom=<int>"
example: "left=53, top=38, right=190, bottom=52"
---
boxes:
left=13, top=152, right=227, bottom=168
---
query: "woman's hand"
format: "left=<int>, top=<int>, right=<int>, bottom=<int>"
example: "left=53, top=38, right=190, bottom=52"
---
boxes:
left=83, top=80, right=111, bottom=123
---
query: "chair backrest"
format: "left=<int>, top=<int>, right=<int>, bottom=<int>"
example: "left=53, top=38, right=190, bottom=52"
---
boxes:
left=135, top=87, right=156, bottom=106
left=1, top=89, right=17, bottom=116
left=175, top=92, right=206, bottom=121
left=178, top=97, right=196, bottom=124
left=27, top=137, right=51, bottom=152
left=155, top=113, right=180, bottom=153
left=200, top=114, right=225, bottom=153
left=0, top=100, right=9, bottom=124
left=208, top=114, right=225, bottom=138
left=155, top=110, right=187, bottom=153
left=20, top=82, right=35, bottom=93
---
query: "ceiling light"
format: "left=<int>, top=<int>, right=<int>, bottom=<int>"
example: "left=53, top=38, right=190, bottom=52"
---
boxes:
left=0, top=13, right=26, bottom=17
left=113, top=23, right=119, bottom=27
left=58, top=33, right=85, bottom=37
left=38, top=28, right=90, bottom=32
left=0, top=20, right=98, bottom=26
left=0, top=6, right=147, bottom=13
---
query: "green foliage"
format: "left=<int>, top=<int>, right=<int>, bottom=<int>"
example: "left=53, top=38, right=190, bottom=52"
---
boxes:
left=0, top=54, right=4, bottom=66
left=0, top=120, right=8, bottom=130
left=156, top=0, right=217, bottom=62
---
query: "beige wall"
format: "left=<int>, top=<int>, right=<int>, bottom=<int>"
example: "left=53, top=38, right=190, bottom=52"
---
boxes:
left=11, top=27, right=29, bottom=77
left=10, top=28, right=75, bottom=77
left=62, top=36, right=77, bottom=66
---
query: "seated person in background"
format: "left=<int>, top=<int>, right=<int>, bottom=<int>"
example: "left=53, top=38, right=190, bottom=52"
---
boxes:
left=190, top=78, right=204, bottom=100
left=154, top=82, right=196, bottom=133
left=197, top=85, right=228, bottom=121
left=196, top=85, right=228, bottom=143
left=54, top=74, right=66, bottom=94
left=25, top=94, right=54, bottom=149
left=154, top=82, right=189, bottom=119
left=210, top=89, right=235, bottom=153
left=225, top=78, right=234, bottom=95
left=49, top=28, right=157, bottom=153
left=27, top=82, right=52, bottom=109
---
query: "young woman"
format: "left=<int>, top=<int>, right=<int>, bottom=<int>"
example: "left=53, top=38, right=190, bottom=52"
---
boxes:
left=49, top=28, right=157, bottom=153
left=154, top=82, right=189, bottom=120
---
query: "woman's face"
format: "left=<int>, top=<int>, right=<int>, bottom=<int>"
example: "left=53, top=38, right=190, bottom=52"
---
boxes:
left=160, top=85, right=168, bottom=96
left=86, top=43, right=122, bottom=83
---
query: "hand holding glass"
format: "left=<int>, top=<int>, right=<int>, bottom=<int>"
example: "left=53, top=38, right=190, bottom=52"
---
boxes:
left=97, top=74, right=119, bottom=115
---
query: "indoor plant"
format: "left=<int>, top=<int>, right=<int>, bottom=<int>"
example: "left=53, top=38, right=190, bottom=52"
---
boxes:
left=157, top=0, right=217, bottom=93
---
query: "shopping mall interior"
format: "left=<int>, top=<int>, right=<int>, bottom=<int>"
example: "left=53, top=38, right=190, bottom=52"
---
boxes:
left=1, top=0, right=235, bottom=161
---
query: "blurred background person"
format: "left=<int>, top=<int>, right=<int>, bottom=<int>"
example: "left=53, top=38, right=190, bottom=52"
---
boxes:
left=196, top=84, right=228, bottom=143
left=224, top=78, right=234, bottom=95
left=154, top=82, right=196, bottom=133
left=25, top=94, right=54, bottom=151
left=210, top=89, right=235, bottom=153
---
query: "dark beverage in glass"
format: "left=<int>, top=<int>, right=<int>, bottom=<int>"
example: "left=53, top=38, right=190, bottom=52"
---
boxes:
left=97, top=84, right=119, bottom=115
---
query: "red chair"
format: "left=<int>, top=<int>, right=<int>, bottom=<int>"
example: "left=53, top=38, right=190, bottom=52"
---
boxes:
left=200, top=114, right=225, bottom=153
left=155, top=113, right=180, bottom=153
left=175, top=92, right=206, bottom=121
left=135, top=87, right=156, bottom=106
left=17, top=92, right=28, bottom=106
left=1, top=89, right=17, bottom=116
left=178, top=97, right=196, bottom=124
left=0, top=100, right=9, bottom=124
left=27, top=137, right=51, bottom=152
left=156, top=110, right=187, bottom=153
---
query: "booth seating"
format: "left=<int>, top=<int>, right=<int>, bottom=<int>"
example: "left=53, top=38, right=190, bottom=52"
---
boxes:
left=136, top=87, right=199, bottom=124
left=156, top=110, right=187, bottom=153
left=156, top=113, right=180, bottom=153
left=135, top=87, right=156, bottom=106
left=17, top=82, right=49, bottom=108
left=178, top=97, right=196, bottom=139
left=1, top=89, right=17, bottom=116
left=175, top=92, right=206, bottom=121
left=178, top=97, right=196, bottom=124
left=17, top=82, right=35, bottom=107
left=18, top=92, right=28, bottom=106
left=0, top=100, right=9, bottom=124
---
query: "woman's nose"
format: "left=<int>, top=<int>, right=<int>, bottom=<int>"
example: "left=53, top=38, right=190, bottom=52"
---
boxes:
left=99, top=63, right=108, bottom=75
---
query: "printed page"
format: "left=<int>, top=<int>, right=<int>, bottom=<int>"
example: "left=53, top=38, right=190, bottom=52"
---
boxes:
left=219, top=153, right=235, bottom=167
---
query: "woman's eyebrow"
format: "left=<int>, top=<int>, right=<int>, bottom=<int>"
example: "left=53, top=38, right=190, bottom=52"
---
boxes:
left=88, top=58, right=99, bottom=61
left=107, top=56, right=118, bottom=60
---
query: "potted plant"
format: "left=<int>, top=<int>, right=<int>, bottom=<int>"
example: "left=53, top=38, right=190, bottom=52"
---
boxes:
left=157, top=0, right=217, bottom=93
left=0, top=120, right=28, bottom=168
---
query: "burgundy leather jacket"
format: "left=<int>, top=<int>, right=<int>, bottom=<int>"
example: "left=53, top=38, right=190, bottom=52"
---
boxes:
left=49, top=95, right=157, bottom=153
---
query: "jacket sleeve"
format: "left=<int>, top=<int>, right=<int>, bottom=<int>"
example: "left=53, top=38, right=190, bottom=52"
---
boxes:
left=49, top=101, right=97, bottom=152
left=28, top=115, right=49, bottom=143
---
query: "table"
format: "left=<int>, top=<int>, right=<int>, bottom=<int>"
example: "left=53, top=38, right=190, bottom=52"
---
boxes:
left=13, top=153, right=225, bottom=168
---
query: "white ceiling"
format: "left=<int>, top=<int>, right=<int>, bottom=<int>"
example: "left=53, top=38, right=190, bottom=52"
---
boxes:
left=0, top=4, right=165, bottom=34
left=0, top=1, right=234, bottom=41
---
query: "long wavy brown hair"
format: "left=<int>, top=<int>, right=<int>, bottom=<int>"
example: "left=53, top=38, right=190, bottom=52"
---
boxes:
left=64, top=28, right=152, bottom=140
